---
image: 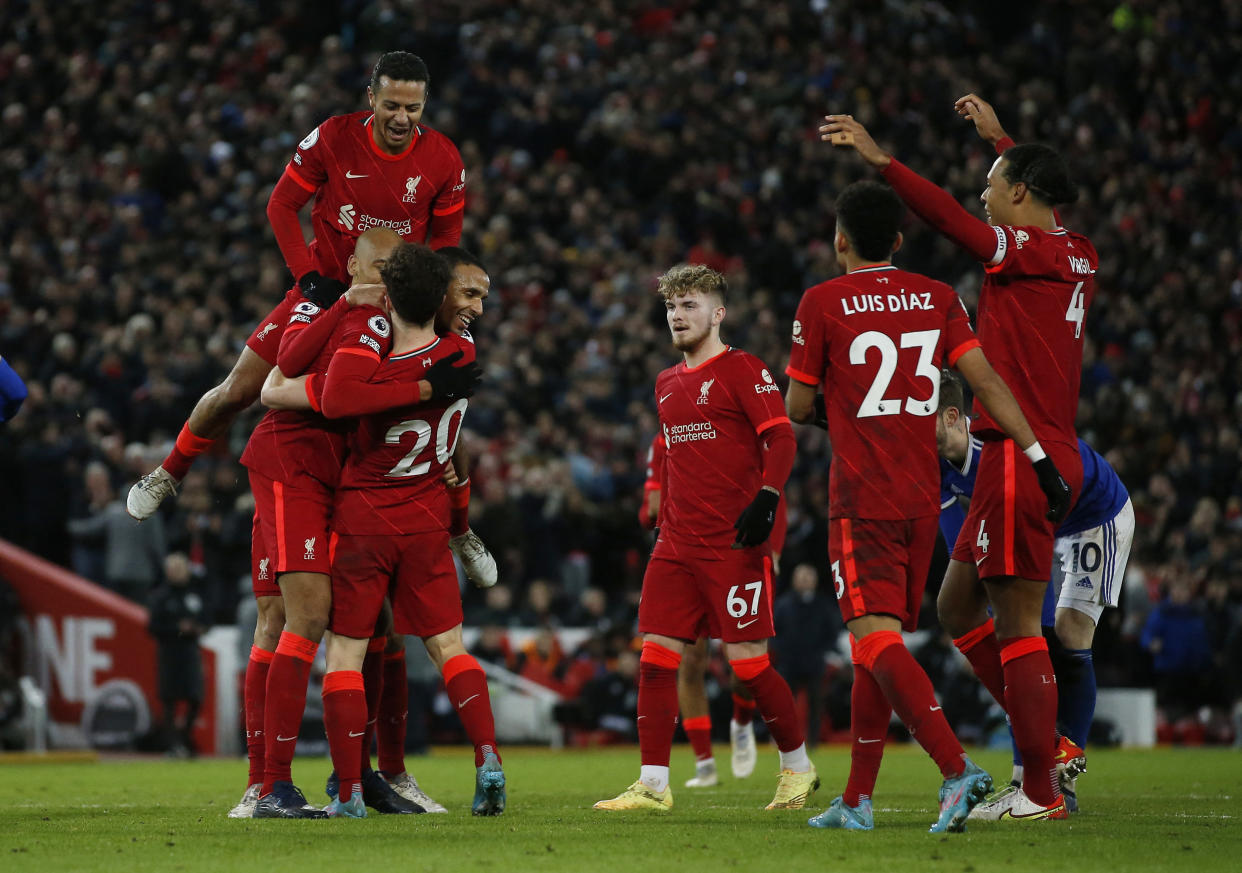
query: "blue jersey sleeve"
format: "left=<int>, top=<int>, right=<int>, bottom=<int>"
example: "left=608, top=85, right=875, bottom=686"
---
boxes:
left=939, top=498, right=967, bottom=551
left=0, top=357, right=28, bottom=423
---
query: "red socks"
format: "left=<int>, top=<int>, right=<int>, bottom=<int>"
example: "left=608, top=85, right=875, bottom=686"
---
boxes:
left=844, top=647, right=891, bottom=807
left=244, top=646, right=273, bottom=787
left=638, top=641, right=682, bottom=768
left=729, top=654, right=804, bottom=754
left=162, top=423, right=213, bottom=482
left=377, top=651, right=409, bottom=775
left=683, top=715, right=713, bottom=761
left=261, top=631, right=318, bottom=794
left=442, top=653, right=499, bottom=766
left=731, top=693, right=756, bottom=726
left=322, top=670, right=366, bottom=802
left=953, top=619, right=1008, bottom=709
left=856, top=631, right=964, bottom=779
left=1001, top=636, right=1060, bottom=806
left=448, top=479, right=471, bottom=538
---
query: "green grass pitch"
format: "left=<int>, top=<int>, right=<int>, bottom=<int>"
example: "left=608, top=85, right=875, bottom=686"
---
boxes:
left=3, top=744, right=1239, bottom=872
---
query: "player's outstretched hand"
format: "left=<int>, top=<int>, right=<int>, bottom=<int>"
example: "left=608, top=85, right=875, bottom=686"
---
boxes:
left=818, top=115, right=891, bottom=168
left=1033, top=456, right=1072, bottom=523
left=732, top=487, right=780, bottom=549
left=344, top=282, right=387, bottom=309
left=425, top=351, right=482, bottom=401
left=954, top=93, right=1007, bottom=145
left=298, top=270, right=349, bottom=307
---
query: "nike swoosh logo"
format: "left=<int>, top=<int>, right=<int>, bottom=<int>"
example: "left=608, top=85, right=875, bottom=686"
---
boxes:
left=348, top=730, right=365, bottom=738
left=659, top=393, right=673, bottom=403
left=858, top=737, right=883, bottom=744
left=736, top=618, right=759, bottom=629
left=930, top=706, right=942, bottom=712
left=762, top=716, right=777, bottom=724
left=458, top=694, right=480, bottom=709
left=345, top=171, right=368, bottom=179
left=276, top=735, right=298, bottom=742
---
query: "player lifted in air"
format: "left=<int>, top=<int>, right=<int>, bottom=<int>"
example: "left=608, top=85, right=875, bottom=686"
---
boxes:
left=823, top=92, right=1096, bottom=820
left=785, top=181, right=1068, bottom=832
left=127, top=52, right=492, bottom=591
left=596, top=264, right=818, bottom=814
left=935, top=370, right=1132, bottom=815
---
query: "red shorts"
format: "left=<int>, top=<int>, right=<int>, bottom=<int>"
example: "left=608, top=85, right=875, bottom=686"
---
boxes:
left=245, top=286, right=300, bottom=366
left=829, top=515, right=938, bottom=632
left=328, top=530, right=461, bottom=639
left=950, top=439, right=1084, bottom=581
left=250, top=511, right=281, bottom=599
left=638, top=547, right=774, bottom=643
left=248, top=469, right=333, bottom=577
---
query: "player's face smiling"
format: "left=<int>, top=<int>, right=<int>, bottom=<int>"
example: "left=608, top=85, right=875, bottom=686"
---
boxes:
left=437, top=264, right=490, bottom=335
left=666, top=291, right=719, bottom=352
left=368, top=77, right=427, bottom=154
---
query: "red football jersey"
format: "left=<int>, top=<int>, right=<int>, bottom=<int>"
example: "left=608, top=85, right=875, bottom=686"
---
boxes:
left=973, top=224, right=1097, bottom=444
left=332, top=333, right=475, bottom=536
left=654, top=347, right=790, bottom=559
left=286, top=111, right=466, bottom=282
left=240, top=301, right=391, bottom=489
left=786, top=264, right=980, bottom=520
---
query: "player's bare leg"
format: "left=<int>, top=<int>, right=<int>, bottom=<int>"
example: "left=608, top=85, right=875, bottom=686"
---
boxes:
left=595, top=633, right=686, bottom=811
left=253, top=572, right=330, bottom=819
left=678, top=638, right=717, bottom=787
left=939, top=559, right=1010, bottom=709
left=978, top=575, right=1066, bottom=817
left=128, top=347, right=272, bottom=519
left=423, top=625, right=504, bottom=815
left=231, top=595, right=285, bottom=818
left=721, top=638, right=818, bottom=810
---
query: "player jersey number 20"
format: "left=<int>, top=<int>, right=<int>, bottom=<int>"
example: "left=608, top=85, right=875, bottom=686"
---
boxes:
left=850, top=329, right=941, bottom=418
left=384, top=398, right=468, bottom=478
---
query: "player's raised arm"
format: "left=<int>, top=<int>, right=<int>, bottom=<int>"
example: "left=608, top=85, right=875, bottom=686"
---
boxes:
left=820, top=114, right=1000, bottom=264
left=953, top=346, right=1072, bottom=522
left=954, top=93, right=1010, bottom=148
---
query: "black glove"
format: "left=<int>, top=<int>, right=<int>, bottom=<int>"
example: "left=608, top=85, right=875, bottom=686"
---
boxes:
left=812, top=394, right=829, bottom=430
left=732, top=487, right=780, bottom=548
left=298, top=270, right=348, bottom=307
left=1033, top=455, right=1071, bottom=523
left=424, top=351, right=482, bottom=401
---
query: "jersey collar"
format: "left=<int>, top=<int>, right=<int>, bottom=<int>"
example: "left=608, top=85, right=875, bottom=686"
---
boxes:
left=682, top=346, right=730, bottom=372
left=364, top=115, right=420, bottom=162
left=847, top=264, right=898, bottom=274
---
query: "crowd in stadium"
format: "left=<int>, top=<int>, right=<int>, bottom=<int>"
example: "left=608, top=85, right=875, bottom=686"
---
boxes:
left=2, top=0, right=1241, bottom=745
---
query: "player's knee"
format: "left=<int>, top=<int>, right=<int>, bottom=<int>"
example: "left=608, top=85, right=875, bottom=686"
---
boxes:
left=1054, top=609, right=1094, bottom=650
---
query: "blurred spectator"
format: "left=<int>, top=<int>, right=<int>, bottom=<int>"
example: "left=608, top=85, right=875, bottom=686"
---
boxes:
left=147, top=552, right=206, bottom=756
left=66, top=477, right=166, bottom=602
left=1141, top=569, right=1215, bottom=722
left=772, top=563, right=840, bottom=747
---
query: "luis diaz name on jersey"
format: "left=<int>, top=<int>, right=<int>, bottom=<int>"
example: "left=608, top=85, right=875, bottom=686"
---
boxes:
left=841, top=290, right=935, bottom=316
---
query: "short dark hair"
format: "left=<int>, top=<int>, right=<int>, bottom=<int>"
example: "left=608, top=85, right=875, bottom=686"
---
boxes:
left=938, top=368, right=965, bottom=414
left=834, top=181, right=904, bottom=262
left=1000, top=143, right=1078, bottom=207
left=437, top=246, right=487, bottom=274
left=380, top=244, right=451, bottom=326
left=370, top=52, right=430, bottom=92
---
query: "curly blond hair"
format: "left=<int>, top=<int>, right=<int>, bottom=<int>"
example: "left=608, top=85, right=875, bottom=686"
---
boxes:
left=657, top=263, right=728, bottom=304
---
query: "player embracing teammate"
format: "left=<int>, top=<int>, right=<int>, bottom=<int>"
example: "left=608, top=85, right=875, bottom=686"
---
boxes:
left=823, top=91, right=1096, bottom=820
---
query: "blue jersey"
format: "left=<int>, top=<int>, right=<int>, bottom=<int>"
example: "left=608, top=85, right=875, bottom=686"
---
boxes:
left=938, top=438, right=1129, bottom=550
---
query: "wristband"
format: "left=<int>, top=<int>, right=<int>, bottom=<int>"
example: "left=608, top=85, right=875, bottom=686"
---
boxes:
left=1023, top=441, right=1047, bottom=463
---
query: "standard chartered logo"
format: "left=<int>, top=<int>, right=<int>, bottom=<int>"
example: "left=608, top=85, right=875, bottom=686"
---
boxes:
left=666, top=421, right=718, bottom=444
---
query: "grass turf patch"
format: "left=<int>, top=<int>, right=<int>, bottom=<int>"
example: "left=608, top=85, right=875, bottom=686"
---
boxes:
left=2, top=744, right=1239, bottom=873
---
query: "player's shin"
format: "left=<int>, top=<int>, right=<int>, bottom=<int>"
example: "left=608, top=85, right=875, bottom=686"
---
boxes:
left=161, top=422, right=215, bottom=482
left=952, top=618, right=1009, bottom=709
left=323, top=670, right=367, bottom=802
left=729, top=653, right=808, bottom=768
left=856, top=631, right=966, bottom=779
left=844, top=662, right=891, bottom=806
left=1000, top=636, right=1060, bottom=806
left=261, top=631, right=318, bottom=794
left=244, top=646, right=274, bottom=788
left=1057, top=648, right=1096, bottom=749
left=378, top=651, right=410, bottom=775
left=442, top=653, right=500, bottom=766
left=637, top=641, right=683, bottom=791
